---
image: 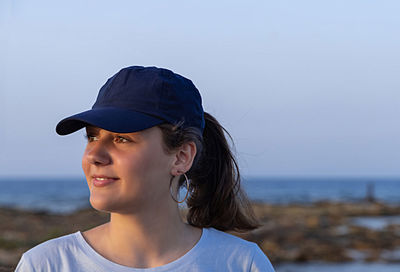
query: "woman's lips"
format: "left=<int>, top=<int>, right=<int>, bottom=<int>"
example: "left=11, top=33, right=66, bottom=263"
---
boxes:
left=92, top=176, right=119, bottom=187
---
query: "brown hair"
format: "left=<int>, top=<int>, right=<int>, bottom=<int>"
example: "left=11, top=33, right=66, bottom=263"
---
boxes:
left=158, top=112, right=259, bottom=232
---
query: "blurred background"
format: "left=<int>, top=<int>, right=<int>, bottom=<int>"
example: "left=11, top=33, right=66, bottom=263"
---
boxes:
left=1, top=1, right=400, bottom=271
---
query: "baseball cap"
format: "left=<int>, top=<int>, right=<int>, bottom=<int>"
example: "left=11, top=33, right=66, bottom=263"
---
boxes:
left=56, top=66, right=205, bottom=135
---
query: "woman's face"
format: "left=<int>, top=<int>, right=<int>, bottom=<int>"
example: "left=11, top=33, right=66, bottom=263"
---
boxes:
left=82, top=126, right=176, bottom=214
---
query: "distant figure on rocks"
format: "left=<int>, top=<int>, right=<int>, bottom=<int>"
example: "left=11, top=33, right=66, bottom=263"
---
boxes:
left=15, top=66, right=275, bottom=271
left=366, top=182, right=376, bottom=203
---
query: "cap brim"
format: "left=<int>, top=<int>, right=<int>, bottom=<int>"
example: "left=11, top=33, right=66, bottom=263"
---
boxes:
left=56, top=107, right=165, bottom=135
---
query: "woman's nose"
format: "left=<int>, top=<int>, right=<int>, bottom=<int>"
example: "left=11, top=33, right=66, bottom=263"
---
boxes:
left=84, top=141, right=112, bottom=166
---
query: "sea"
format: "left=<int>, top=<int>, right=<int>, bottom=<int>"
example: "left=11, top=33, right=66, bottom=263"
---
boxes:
left=0, top=176, right=399, bottom=213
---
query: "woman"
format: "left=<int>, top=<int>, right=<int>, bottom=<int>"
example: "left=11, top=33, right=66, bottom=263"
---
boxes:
left=16, top=66, right=275, bottom=271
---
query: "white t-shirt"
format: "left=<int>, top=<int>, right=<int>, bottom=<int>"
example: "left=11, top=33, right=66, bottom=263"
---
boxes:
left=16, top=228, right=275, bottom=272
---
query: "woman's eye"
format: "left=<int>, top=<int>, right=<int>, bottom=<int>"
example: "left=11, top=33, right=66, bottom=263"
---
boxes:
left=115, top=136, right=129, bottom=143
left=85, top=134, right=98, bottom=142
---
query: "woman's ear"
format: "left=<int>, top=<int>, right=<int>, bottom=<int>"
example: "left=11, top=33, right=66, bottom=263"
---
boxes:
left=171, top=142, right=197, bottom=176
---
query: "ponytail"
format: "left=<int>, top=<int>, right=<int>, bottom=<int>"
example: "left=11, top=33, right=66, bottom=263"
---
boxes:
left=158, top=112, right=259, bottom=232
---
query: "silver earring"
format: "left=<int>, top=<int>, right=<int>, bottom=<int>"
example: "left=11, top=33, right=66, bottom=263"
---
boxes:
left=170, top=173, right=190, bottom=204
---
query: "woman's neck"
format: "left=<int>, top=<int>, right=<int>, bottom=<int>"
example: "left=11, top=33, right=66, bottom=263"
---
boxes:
left=82, top=205, right=202, bottom=268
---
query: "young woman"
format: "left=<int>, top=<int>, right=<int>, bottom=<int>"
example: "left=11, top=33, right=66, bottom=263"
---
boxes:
left=16, top=66, right=275, bottom=271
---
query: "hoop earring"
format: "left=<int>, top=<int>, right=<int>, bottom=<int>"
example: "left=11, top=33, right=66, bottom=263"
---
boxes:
left=170, top=173, right=190, bottom=204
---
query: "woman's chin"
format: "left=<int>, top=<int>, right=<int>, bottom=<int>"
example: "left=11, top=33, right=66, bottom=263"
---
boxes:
left=89, top=194, right=136, bottom=214
left=89, top=195, right=118, bottom=213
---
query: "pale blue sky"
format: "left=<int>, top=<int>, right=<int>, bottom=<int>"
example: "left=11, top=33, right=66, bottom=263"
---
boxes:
left=1, top=0, right=399, bottom=177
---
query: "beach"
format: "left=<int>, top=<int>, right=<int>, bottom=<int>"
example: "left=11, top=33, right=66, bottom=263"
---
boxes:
left=1, top=201, right=400, bottom=271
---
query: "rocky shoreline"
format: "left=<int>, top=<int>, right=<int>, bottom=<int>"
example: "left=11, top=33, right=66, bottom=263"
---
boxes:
left=1, top=201, right=399, bottom=271
left=244, top=201, right=400, bottom=264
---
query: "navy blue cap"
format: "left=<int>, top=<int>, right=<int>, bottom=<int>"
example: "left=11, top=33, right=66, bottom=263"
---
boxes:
left=56, top=66, right=205, bottom=135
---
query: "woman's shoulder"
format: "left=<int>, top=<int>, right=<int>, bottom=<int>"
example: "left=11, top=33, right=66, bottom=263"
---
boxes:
left=200, top=228, right=275, bottom=271
left=204, top=228, right=258, bottom=249
left=24, top=232, right=80, bottom=257
left=16, top=232, right=82, bottom=269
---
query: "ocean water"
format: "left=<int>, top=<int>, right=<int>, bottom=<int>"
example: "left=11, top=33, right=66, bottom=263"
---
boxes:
left=0, top=177, right=90, bottom=213
left=242, top=176, right=400, bottom=204
left=0, top=176, right=399, bottom=213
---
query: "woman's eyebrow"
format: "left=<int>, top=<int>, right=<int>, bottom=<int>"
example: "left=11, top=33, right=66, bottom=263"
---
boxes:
left=85, top=126, right=101, bottom=135
left=115, top=131, right=144, bottom=141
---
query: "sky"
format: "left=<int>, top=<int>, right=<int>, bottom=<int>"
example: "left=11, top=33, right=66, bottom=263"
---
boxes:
left=1, top=0, right=400, bottom=178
